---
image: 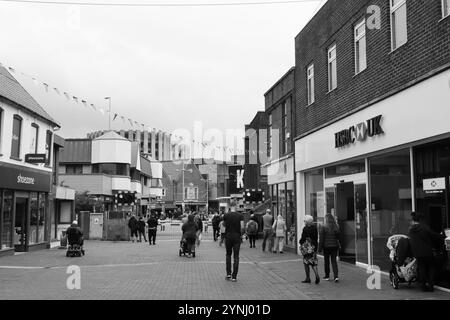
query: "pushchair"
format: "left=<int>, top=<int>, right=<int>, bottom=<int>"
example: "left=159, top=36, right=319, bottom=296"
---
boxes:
left=179, top=236, right=196, bottom=258
left=387, top=235, right=417, bottom=289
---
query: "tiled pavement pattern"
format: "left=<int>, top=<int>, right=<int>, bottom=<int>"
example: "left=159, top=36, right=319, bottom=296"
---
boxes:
left=0, top=234, right=449, bottom=300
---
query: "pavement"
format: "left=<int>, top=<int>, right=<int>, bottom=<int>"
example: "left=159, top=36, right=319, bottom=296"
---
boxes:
left=0, top=230, right=449, bottom=300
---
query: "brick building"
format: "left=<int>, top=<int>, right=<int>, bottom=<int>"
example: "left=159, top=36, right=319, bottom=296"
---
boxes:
left=294, top=0, right=450, bottom=287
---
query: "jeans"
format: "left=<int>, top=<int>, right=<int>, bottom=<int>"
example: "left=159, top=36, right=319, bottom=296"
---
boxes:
left=225, top=233, right=241, bottom=278
left=213, top=228, right=220, bottom=241
left=248, top=234, right=257, bottom=248
left=148, top=228, right=157, bottom=244
left=417, top=257, right=435, bottom=289
left=274, top=236, right=285, bottom=252
left=323, top=247, right=339, bottom=278
left=138, top=230, right=147, bottom=242
left=262, top=229, right=274, bottom=252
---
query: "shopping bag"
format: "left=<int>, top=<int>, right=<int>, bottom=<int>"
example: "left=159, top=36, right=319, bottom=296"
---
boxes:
left=399, top=258, right=417, bottom=282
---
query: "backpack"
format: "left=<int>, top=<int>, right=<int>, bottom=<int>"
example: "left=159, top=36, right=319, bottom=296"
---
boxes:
left=247, top=221, right=257, bottom=234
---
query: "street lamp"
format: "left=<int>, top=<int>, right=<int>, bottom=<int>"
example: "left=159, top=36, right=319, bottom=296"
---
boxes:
left=176, top=163, right=193, bottom=213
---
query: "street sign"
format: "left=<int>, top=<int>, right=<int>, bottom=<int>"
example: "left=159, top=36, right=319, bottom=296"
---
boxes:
left=423, top=177, right=446, bottom=192
left=25, top=153, right=46, bottom=164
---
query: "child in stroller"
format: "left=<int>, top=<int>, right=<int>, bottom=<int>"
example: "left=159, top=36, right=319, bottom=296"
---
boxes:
left=386, top=235, right=417, bottom=289
left=179, top=235, right=195, bottom=258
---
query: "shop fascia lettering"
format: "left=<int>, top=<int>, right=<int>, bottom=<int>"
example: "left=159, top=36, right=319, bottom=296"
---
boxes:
left=335, top=115, right=384, bottom=148
left=17, top=174, right=35, bottom=185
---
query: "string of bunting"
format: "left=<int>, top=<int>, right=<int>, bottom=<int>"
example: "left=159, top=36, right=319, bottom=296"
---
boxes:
left=0, top=62, right=245, bottom=154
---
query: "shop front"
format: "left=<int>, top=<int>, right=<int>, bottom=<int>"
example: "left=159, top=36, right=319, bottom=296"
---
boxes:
left=265, top=156, right=296, bottom=250
left=295, top=69, right=450, bottom=287
left=0, top=162, right=52, bottom=255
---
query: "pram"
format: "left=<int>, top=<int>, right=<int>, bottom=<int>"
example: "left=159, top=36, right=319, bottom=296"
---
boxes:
left=387, top=235, right=417, bottom=289
left=179, top=236, right=196, bottom=258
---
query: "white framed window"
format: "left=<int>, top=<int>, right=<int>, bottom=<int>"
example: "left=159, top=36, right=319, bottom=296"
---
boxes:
left=391, top=0, right=408, bottom=51
left=307, top=64, right=315, bottom=105
left=328, top=44, right=337, bottom=91
left=443, top=0, right=450, bottom=18
left=354, top=19, right=367, bottom=74
left=30, top=123, right=39, bottom=154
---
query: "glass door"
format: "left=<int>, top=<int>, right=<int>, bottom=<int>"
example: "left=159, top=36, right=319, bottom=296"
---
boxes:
left=335, top=182, right=356, bottom=264
left=14, top=197, right=28, bottom=250
left=354, top=184, right=369, bottom=265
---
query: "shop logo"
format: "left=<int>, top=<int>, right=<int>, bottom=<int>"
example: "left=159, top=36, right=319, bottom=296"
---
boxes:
left=17, top=174, right=35, bottom=185
left=236, top=169, right=244, bottom=189
left=335, top=115, right=384, bottom=149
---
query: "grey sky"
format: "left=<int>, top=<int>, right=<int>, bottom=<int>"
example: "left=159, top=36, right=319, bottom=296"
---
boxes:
left=0, top=0, right=324, bottom=154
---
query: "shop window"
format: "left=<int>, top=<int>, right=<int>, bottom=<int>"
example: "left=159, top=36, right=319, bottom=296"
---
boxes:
left=370, top=148, right=412, bottom=271
left=271, top=184, right=278, bottom=217
left=38, top=193, right=46, bottom=243
left=66, top=164, right=83, bottom=174
left=286, top=182, right=296, bottom=246
left=391, top=0, right=408, bottom=50
left=354, top=18, right=367, bottom=74
left=29, top=192, right=39, bottom=245
left=11, top=115, right=22, bottom=159
left=30, top=123, right=39, bottom=154
left=59, top=201, right=72, bottom=224
left=1, top=191, right=14, bottom=249
left=328, top=44, right=337, bottom=91
left=325, top=160, right=365, bottom=178
left=45, top=130, right=52, bottom=166
left=305, top=169, right=324, bottom=223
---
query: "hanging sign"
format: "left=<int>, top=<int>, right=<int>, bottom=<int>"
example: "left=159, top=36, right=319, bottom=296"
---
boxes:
left=423, top=177, right=446, bottom=192
left=25, top=154, right=46, bottom=164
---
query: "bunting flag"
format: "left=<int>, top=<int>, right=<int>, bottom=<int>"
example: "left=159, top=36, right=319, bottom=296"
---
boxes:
left=73, top=96, right=78, bottom=103
left=128, top=119, right=133, bottom=126
left=64, top=92, right=70, bottom=100
left=32, top=78, right=39, bottom=86
left=121, top=116, right=126, bottom=122
left=43, top=83, right=49, bottom=93
left=113, top=113, right=118, bottom=121
left=99, top=108, right=105, bottom=115
left=82, top=100, right=87, bottom=107
left=90, top=103, right=97, bottom=111
left=8, top=67, right=15, bottom=73
left=53, top=87, right=60, bottom=95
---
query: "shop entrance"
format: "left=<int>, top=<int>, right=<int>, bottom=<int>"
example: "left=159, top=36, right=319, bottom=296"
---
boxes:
left=325, top=173, right=369, bottom=266
left=14, top=197, right=28, bottom=251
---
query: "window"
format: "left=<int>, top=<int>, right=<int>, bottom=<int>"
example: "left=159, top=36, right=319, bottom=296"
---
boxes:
left=307, top=64, right=315, bottom=105
left=45, top=130, right=52, bottom=166
left=282, top=101, right=290, bottom=155
left=391, top=0, right=408, bottom=50
left=11, top=115, right=22, bottom=159
left=151, top=178, right=162, bottom=188
left=354, top=19, right=367, bottom=74
left=268, top=113, right=272, bottom=158
left=92, top=163, right=129, bottom=176
left=66, top=164, right=83, bottom=174
left=443, top=0, right=450, bottom=18
left=30, top=124, right=39, bottom=154
left=328, top=45, right=337, bottom=91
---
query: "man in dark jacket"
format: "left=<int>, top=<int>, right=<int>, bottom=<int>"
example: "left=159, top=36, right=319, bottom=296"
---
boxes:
left=137, top=216, right=147, bottom=242
left=408, top=211, right=445, bottom=292
left=147, top=214, right=158, bottom=245
left=212, top=213, right=221, bottom=241
left=128, top=215, right=138, bottom=243
left=223, top=201, right=244, bottom=282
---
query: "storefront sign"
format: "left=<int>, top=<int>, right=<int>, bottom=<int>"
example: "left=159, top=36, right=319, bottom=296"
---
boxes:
left=0, top=163, right=51, bottom=192
left=335, top=115, right=384, bottom=148
left=186, top=187, right=196, bottom=200
left=423, top=177, right=446, bottom=192
left=25, top=154, right=46, bottom=164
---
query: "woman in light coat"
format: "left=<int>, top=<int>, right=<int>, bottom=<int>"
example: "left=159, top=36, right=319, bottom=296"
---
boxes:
left=272, top=214, right=287, bottom=253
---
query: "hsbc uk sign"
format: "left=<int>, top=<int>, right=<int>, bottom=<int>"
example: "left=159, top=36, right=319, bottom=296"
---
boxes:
left=334, top=115, right=384, bottom=149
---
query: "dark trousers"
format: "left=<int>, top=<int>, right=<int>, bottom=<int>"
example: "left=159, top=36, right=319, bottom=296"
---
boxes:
left=417, top=257, right=435, bottom=289
left=138, top=230, right=147, bottom=242
left=213, top=227, right=220, bottom=241
left=148, top=228, right=157, bottom=244
left=225, top=234, right=241, bottom=278
left=262, top=229, right=273, bottom=251
left=248, top=235, right=257, bottom=248
left=323, top=247, right=339, bottom=278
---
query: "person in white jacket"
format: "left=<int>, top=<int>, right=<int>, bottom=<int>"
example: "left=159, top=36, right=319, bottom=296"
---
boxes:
left=272, top=214, right=287, bottom=253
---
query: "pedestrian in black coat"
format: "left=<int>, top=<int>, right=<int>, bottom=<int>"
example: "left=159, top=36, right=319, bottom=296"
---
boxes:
left=128, top=215, right=138, bottom=243
left=408, top=211, right=445, bottom=292
left=147, top=214, right=158, bottom=245
left=299, top=215, right=320, bottom=284
left=137, top=216, right=147, bottom=242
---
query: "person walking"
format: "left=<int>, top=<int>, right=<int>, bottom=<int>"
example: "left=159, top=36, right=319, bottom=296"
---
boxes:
left=223, top=201, right=244, bottom=282
left=137, top=216, right=147, bottom=242
left=245, top=214, right=259, bottom=248
left=408, top=211, right=445, bottom=292
left=128, top=214, right=139, bottom=243
left=147, top=214, right=158, bottom=245
left=182, top=214, right=198, bottom=257
left=319, top=214, right=340, bottom=282
left=262, top=209, right=274, bottom=252
left=212, top=213, right=221, bottom=241
left=272, top=214, right=287, bottom=253
left=299, top=215, right=320, bottom=285
left=219, top=218, right=226, bottom=246
left=194, top=214, right=203, bottom=247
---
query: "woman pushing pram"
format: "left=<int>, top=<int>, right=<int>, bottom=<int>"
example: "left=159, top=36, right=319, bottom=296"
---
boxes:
left=180, top=215, right=198, bottom=258
left=387, top=235, right=417, bottom=289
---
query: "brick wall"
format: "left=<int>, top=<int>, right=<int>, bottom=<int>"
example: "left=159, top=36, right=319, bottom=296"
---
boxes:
left=295, top=0, right=450, bottom=138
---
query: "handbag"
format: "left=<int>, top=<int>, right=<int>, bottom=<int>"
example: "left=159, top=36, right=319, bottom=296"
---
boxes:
left=399, top=258, right=417, bottom=282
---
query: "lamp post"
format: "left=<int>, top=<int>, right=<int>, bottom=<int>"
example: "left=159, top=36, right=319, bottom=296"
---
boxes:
left=176, top=163, right=193, bottom=213
left=105, top=97, right=112, bottom=130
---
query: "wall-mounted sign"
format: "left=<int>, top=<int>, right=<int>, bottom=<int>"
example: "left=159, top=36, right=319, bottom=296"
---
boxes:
left=186, top=186, right=197, bottom=200
left=335, top=115, right=384, bottom=148
left=0, top=163, right=51, bottom=192
left=423, top=177, right=446, bottom=192
left=25, top=154, right=46, bottom=164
